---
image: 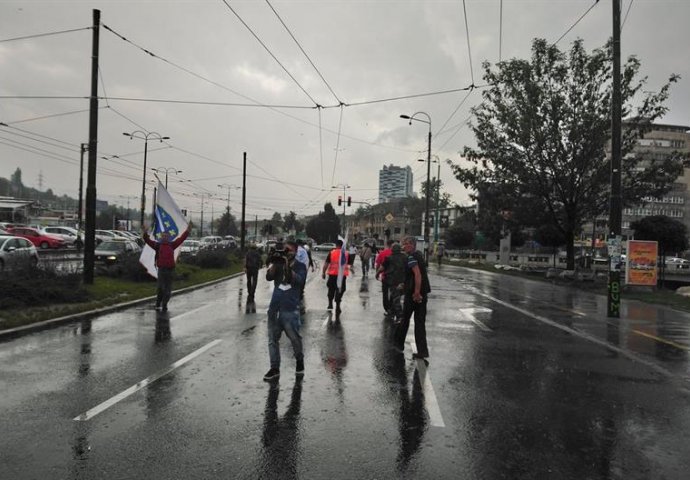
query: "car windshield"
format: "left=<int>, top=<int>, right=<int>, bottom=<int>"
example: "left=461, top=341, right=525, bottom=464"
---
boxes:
left=98, top=241, right=127, bottom=252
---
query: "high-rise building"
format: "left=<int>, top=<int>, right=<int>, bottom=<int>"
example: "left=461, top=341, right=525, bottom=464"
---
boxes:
left=378, top=164, right=413, bottom=203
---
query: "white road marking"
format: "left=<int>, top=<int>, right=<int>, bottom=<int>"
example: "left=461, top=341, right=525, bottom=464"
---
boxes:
left=170, top=303, right=214, bottom=323
left=458, top=307, right=492, bottom=331
left=74, top=339, right=222, bottom=422
left=467, top=286, right=678, bottom=380
left=409, top=335, right=445, bottom=428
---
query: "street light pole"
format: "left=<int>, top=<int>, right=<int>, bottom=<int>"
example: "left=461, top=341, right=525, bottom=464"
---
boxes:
left=123, top=131, right=170, bottom=229
left=218, top=183, right=240, bottom=215
left=402, top=112, right=432, bottom=263
left=151, top=166, right=182, bottom=189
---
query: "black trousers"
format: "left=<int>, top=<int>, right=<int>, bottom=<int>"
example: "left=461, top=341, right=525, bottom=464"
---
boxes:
left=326, top=275, right=347, bottom=305
left=246, top=269, right=259, bottom=299
left=156, top=267, right=174, bottom=308
left=394, top=295, right=428, bottom=357
left=381, top=282, right=391, bottom=312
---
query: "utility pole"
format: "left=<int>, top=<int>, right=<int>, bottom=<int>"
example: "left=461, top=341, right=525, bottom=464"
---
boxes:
left=83, top=9, right=100, bottom=285
left=241, top=152, right=247, bottom=250
left=78, top=143, right=86, bottom=230
left=607, top=0, right=623, bottom=318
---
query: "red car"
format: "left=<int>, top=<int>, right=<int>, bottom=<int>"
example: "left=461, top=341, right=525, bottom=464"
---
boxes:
left=6, top=226, right=66, bottom=249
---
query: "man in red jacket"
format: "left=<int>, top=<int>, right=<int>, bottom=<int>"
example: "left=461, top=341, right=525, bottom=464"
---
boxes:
left=143, top=226, right=190, bottom=311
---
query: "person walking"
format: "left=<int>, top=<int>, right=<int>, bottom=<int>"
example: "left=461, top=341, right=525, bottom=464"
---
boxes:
left=244, top=243, right=262, bottom=303
left=263, top=241, right=307, bottom=381
left=142, top=225, right=190, bottom=312
left=377, top=242, right=406, bottom=322
left=348, top=243, right=358, bottom=276
left=359, top=242, right=372, bottom=277
left=394, top=236, right=431, bottom=360
left=436, top=241, right=446, bottom=267
left=375, top=239, right=394, bottom=315
left=322, top=239, right=349, bottom=315
left=294, top=238, right=313, bottom=314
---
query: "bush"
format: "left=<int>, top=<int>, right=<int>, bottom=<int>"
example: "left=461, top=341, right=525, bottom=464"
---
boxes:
left=183, top=249, right=231, bottom=269
left=0, top=265, right=88, bottom=309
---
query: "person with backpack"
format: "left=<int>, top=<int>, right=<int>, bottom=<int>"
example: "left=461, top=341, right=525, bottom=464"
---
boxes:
left=359, top=242, right=372, bottom=276
left=244, top=243, right=262, bottom=303
left=377, top=242, right=406, bottom=322
left=374, top=239, right=394, bottom=315
left=394, top=236, right=432, bottom=361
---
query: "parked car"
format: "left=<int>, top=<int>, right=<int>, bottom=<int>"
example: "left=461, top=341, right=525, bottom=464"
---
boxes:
left=180, top=239, right=201, bottom=256
left=313, top=242, right=336, bottom=251
left=41, top=226, right=80, bottom=246
left=222, top=235, right=237, bottom=249
left=94, top=239, right=142, bottom=271
left=200, top=235, right=223, bottom=250
left=0, top=235, right=39, bottom=271
left=665, top=257, right=690, bottom=269
left=6, top=226, right=66, bottom=249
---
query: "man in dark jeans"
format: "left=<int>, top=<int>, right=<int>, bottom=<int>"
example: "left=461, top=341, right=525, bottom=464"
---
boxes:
left=143, top=225, right=190, bottom=312
left=244, top=243, right=262, bottom=303
left=394, top=236, right=431, bottom=361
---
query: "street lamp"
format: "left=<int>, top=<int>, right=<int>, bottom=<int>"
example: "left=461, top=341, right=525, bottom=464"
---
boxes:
left=419, top=154, right=442, bottom=242
left=401, top=112, right=432, bottom=263
left=151, top=166, right=182, bottom=188
left=218, top=183, right=241, bottom=215
left=123, top=131, right=170, bottom=229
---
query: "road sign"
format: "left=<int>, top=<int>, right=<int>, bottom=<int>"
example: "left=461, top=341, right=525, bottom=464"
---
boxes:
left=385, top=213, right=394, bottom=223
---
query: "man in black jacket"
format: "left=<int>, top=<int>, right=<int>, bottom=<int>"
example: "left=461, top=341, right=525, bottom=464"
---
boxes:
left=394, top=236, right=431, bottom=361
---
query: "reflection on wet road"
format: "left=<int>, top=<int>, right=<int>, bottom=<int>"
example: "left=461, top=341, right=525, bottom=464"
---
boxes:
left=1, top=260, right=690, bottom=479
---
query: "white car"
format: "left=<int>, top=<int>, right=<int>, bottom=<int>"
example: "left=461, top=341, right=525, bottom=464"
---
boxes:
left=0, top=235, right=39, bottom=271
left=41, top=226, right=80, bottom=246
left=200, top=235, right=223, bottom=250
left=180, top=239, right=201, bottom=255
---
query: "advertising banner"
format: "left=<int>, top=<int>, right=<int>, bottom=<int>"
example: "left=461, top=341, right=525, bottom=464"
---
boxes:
left=625, top=240, right=658, bottom=286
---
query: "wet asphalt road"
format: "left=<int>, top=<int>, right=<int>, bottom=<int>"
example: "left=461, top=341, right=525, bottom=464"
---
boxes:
left=2, top=257, right=690, bottom=479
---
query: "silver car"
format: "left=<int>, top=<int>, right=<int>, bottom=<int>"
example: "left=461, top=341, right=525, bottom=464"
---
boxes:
left=41, top=226, right=79, bottom=246
left=0, top=235, right=39, bottom=271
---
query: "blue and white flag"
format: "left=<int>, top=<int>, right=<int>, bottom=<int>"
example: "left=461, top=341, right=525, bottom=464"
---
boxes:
left=140, top=181, right=189, bottom=279
left=336, top=228, right=349, bottom=291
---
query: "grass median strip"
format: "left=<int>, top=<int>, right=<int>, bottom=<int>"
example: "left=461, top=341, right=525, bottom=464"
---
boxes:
left=0, top=262, right=242, bottom=330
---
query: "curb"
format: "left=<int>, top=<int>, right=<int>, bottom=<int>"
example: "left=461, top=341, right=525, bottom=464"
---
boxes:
left=0, top=272, right=244, bottom=341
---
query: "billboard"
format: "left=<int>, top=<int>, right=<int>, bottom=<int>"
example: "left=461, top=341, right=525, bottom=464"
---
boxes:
left=625, top=240, right=658, bottom=286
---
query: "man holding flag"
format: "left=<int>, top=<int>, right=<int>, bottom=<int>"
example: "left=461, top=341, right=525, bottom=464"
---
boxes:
left=141, top=181, right=190, bottom=312
left=321, top=232, right=349, bottom=316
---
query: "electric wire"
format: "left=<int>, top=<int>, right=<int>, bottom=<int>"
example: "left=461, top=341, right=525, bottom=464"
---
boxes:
left=101, top=96, right=315, bottom=109
left=218, top=0, right=320, bottom=106
left=330, top=105, right=345, bottom=187
left=622, top=0, right=634, bottom=30
left=265, top=0, right=342, bottom=105
left=434, top=89, right=473, bottom=139
left=552, top=0, right=601, bottom=46
left=1, top=107, right=102, bottom=125
left=462, top=0, right=475, bottom=86
left=0, top=27, right=91, bottom=43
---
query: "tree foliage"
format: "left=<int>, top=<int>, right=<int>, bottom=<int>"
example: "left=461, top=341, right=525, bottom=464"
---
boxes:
left=450, top=38, right=680, bottom=269
left=305, top=203, right=340, bottom=243
left=282, top=210, right=303, bottom=233
left=216, top=211, right=238, bottom=236
left=630, top=215, right=688, bottom=257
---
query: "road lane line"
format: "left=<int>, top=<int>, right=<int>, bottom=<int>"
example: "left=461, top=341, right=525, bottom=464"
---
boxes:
left=632, top=330, right=689, bottom=351
left=409, top=335, right=445, bottom=428
left=458, top=307, right=492, bottom=332
left=171, top=304, right=214, bottom=322
left=467, top=287, right=677, bottom=380
left=73, top=339, right=222, bottom=422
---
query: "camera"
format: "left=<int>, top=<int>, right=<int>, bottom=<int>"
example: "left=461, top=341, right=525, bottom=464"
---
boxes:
left=269, top=242, right=287, bottom=264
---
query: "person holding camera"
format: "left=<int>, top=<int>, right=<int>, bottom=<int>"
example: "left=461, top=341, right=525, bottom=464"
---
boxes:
left=263, top=240, right=307, bottom=381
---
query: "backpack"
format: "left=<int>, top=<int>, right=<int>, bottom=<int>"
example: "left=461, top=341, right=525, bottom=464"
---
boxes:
left=384, top=252, right=407, bottom=286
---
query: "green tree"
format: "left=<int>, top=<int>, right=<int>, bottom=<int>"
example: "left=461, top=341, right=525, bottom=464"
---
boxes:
left=216, top=211, right=238, bottom=236
left=421, top=178, right=452, bottom=209
left=450, top=38, right=681, bottom=269
left=630, top=215, right=688, bottom=259
left=305, top=202, right=340, bottom=243
left=282, top=211, right=303, bottom=234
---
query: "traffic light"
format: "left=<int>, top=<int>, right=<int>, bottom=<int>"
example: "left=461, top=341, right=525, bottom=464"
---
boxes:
left=347, top=196, right=351, bottom=207
left=338, top=196, right=342, bottom=206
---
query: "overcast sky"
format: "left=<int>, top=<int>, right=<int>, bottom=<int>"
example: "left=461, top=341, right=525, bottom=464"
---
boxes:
left=1, top=0, right=688, bottom=221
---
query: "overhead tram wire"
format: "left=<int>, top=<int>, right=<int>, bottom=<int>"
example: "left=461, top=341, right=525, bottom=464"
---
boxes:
left=330, top=105, right=345, bottom=187
left=436, top=114, right=473, bottom=152
left=265, top=0, right=343, bottom=106
left=0, top=26, right=91, bottom=43
left=552, top=0, right=601, bottom=46
left=218, top=0, right=320, bottom=107
left=1, top=107, right=105, bottom=125
left=462, top=0, right=475, bottom=87
left=622, top=0, right=635, bottom=30
left=434, top=89, right=474, bottom=140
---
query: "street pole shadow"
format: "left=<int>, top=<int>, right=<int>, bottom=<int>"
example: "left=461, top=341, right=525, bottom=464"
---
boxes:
left=260, top=378, right=303, bottom=479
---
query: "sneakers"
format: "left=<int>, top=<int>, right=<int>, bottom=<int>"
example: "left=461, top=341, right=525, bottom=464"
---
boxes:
left=296, top=360, right=304, bottom=376
left=327, top=302, right=333, bottom=311
left=263, top=368, right=280, bottom=381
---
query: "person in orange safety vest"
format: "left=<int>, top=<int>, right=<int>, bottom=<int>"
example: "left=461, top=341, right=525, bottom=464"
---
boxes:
left=321, top=239, right=349, bottom=315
